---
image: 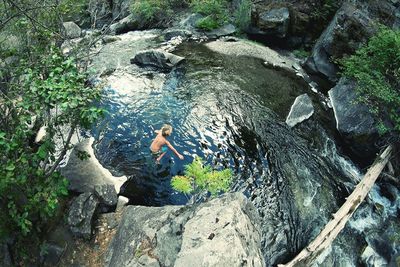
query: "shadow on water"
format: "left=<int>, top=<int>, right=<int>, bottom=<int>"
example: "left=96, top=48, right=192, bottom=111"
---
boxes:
left=92, top=42, right=310, bottom=206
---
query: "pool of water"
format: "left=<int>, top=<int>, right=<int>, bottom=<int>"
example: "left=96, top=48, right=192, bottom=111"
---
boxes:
left=91, top=42, right=309, bottom=206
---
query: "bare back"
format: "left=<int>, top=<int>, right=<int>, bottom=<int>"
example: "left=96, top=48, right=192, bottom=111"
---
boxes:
left=150, top=132, right=168, bottom=152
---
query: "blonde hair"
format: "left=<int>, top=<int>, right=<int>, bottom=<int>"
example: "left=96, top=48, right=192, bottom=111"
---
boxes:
left=161, top=124, right=172, bottom=136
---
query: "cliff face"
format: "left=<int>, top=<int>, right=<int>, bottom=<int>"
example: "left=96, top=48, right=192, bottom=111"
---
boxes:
left=105, top=193, right=265, bottom=267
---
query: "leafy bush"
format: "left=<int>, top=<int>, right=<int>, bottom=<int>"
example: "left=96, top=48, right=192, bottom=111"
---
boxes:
left=191, top=0, right=228, bottom=30
left=131, top=0, right=172, bottom=22
left=131, top=0, right=191, bottom=26
left=340, top=27, right=400, bottom=134
left=292, top=48, right=310, bottom=58
left=171, top=157, right=233, bottom=202
left=234, top=0, right=251, bottom=32
left=0, top=50, right=104, bottom=263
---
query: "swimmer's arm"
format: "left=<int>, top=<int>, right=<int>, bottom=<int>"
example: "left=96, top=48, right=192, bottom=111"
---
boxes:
left=166, top=141, right=184, bottom=159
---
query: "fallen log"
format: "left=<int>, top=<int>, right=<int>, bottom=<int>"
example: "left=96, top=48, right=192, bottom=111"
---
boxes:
left=278, top=145, right=392, bottom=267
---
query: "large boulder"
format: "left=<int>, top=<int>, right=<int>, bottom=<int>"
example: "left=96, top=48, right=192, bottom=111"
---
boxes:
left=112, top=0, right=131, bottom=20
left=109, top=14, right=140, bottom=34
left=250, top=7, right=290, bottom=38
left=131, top=49, right=185, bottom=70
left=105, top=193, right=265, bottom=267
left=67, top=192, right=99, bottom=240
left=286, top=93, right=314, bottom=127
left=88, top=0, right=112, bottom=29
left=305, top=0, right=400, bottom=82
left=62, top=22, right=82, bottom=39
left=328, top=78, right=378, bottom=158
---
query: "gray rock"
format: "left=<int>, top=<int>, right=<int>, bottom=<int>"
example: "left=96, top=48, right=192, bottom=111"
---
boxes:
left=0, top=242, right=12, bottom=267
left=112, top=0, right=131, bottom=20
left=286, top=94, right=314, bottom=127
left=67, top=192, right=99, bottom=240
left=163, top=29, right=193, bottom=41
left=41, top=243, right=65, bottom=267
left=328, top=78, right=378, bottom=157
left=179, top=13, right=204, bottom=30
left=102, top=35, right=121, bottom=44
left=60, top=139, right=118, bottom=194
left=88, top=0, right=112, bottom=29
left=206, top=24, right=237, bottom=38
left=109, top=14, right=140, bottom=34
left=99, top=213, right=120, bottom=230
left=361, top=246, right=388, bottom=267
left=305, top=1, right=399, bottom=81
left=105, top=193, right=265, bottom=267
left=94, top=184, right=118, bottom=212
left=62, top=22, right=82, bottom=39
left=131, top=49, right=185, bottom=70
left=257, top=8, right=290, bottom=38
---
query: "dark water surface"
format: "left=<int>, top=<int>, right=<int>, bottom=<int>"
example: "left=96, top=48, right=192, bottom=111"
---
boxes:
left=92, top=42, right=309, bottom=206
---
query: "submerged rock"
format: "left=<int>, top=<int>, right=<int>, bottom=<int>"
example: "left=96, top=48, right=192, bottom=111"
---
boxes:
left=105, top=193, right=265, bottom=267
left=328, top=78, right=378, bottom=158
left=62, top=22, right=82, bottom=39
left=67, top=192, right=99, bottom=240
left=286, top=93, right=314, bottom=127
left=131, top=49, right=185, bottom=70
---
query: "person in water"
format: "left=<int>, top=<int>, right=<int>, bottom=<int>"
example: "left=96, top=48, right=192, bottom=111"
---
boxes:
left=150, top=124, right=184, bottom=163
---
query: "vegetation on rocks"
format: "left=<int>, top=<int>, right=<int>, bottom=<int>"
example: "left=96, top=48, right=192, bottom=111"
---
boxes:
left=191, top=0, right=229, bottom=30
left=131, top=0, right=229, bottom=30
left=0, top=0, right=104, bottom=264
left=171, top=157, right=233, bottom=202
left=340, top=27, right=400, bottom=137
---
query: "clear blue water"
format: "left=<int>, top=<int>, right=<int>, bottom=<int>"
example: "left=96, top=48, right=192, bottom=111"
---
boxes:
left=92, top=42, right=309, bottom=206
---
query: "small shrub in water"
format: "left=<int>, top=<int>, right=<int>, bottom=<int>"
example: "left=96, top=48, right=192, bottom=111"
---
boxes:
left=171, top=157, right=233, bottom=202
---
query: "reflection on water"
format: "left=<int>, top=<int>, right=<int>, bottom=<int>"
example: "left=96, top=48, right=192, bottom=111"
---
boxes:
left=92, top=42, right=308, bottom=206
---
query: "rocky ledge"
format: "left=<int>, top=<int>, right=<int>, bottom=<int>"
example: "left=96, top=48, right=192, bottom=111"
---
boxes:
left=105, top=193, right=265, bottom=267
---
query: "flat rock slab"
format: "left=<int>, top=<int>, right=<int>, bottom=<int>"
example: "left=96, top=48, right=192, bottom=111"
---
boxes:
left=206, top=24, right=237, bottom=38
left=105, top=193, right=265, bottom=267
left=286, top=94, right=314, bottom=127
left=60, top=138, right=126, bottom=195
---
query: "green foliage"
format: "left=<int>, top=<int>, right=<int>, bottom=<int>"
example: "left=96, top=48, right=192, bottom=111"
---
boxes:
left=171, top=157, right=233, bottom=202
left=234, top=0, right=251, bottom=32
left=131, top=0, right=172, bottom=22
left=340, top=27, right=400, bottom=134
left=0, top=50, right=104, bottom=266
left=191, top=0, right=228, bottom=30
left=292, top=48, right=310, bottom=59
left=131, top=0, right=191, bottom=26
left=58, top=0, right=89, bottom=24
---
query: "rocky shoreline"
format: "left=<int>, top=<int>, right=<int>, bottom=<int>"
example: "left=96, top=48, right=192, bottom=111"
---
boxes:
left=13, top=0, right=399, bottom=266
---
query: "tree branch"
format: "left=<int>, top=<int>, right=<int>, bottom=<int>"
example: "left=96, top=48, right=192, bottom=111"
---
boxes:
left=45, top=123, right=76, bottom=177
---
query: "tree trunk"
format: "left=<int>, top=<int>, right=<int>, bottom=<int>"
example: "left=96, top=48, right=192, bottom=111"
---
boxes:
left=278, top=145, right=392, bottom=267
